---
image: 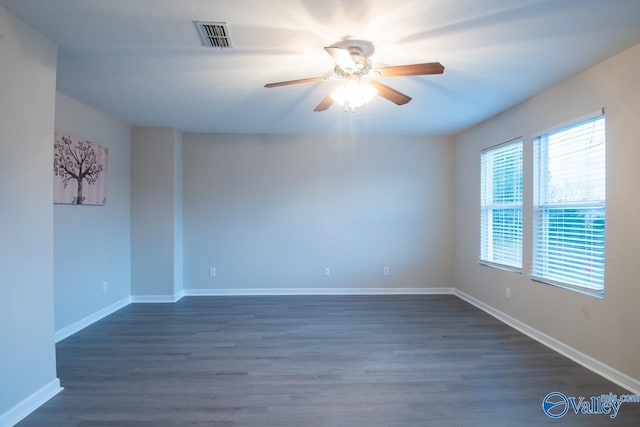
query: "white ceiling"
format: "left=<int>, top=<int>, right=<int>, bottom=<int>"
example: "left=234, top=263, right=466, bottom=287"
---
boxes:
left=3, top=0, right=640, bottom=135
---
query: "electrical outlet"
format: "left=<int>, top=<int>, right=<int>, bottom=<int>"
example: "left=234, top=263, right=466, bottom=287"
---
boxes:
left=325, top=267, right=331, bottom=276
left=383, top=266, right=390, bottom=276
left=506, top=287, right=511, bottom=299
left=209, top=267, right=216, bottom=277
left=102, top=281, right=108, bottom=293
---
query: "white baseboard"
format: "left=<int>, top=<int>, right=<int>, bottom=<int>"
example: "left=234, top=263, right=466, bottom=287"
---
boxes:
left=453, top=289, right=640, bottom=395
left=131, top=290, right=184, bottom=303
left=183, top=287, right=455, bottom=296
left=54, top=296, right=131, bottom=343
left=0, top=378, right=62, bottom=427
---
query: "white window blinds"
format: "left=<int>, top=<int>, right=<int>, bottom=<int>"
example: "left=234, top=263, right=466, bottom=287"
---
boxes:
left=480, top=140, right=523, bottom=270
left=532, top=114, right=606, bottom=295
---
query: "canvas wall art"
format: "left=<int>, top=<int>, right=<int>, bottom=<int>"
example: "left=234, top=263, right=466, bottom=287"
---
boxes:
left=54, top=131, right=109, bottom=205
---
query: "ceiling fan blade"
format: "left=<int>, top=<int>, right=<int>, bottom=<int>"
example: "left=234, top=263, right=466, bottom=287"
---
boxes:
left=264, top=77, right=326, bottom=88
left=376, top=62, right=444, bottom=77
left=323, top=46, right=356, bottom=70
left=370, top=81, right=412, bottom=105
left=314, top=94, right=334, bottom=112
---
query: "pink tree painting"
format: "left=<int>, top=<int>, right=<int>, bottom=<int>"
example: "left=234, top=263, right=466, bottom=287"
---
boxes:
left=54, top=132, right=108, bottom=205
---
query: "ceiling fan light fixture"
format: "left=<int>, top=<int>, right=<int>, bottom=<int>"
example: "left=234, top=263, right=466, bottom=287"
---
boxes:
left=331, top=81, right=377, bottom=111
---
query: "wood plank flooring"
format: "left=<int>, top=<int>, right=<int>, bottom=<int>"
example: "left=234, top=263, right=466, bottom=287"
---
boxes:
left=17, top=295, right=640, bottom=426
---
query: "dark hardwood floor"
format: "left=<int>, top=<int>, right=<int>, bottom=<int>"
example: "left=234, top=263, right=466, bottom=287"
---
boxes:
left=18, top=295, right=640, bottom=426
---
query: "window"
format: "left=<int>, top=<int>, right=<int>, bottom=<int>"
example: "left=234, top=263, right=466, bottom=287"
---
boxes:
left=480, top=140, right=523, bottom=270
left=532, top=113, right=606, bottom=296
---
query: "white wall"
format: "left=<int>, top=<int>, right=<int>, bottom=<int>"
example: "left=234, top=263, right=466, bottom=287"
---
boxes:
left=454, top=43, right=640, bottom=380
left=0, top=5, right=60, bottom=421
left=53, top=92, right=131, bottom=332
left=183, top=133, right=454, bottom=292
left=131, top=127, right=183, bottom=298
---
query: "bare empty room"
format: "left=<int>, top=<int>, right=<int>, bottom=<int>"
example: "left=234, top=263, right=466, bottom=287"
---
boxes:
left=1, top=1, right=640, bottom=426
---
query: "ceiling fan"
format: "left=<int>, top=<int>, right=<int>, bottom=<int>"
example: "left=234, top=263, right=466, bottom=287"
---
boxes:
left=264, top=40, right=444, bottom=112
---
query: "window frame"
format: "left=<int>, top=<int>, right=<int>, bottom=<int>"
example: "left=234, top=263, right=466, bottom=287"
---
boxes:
left=479, top=138, right=524, bottom=273
left=531, top=111, right=606, bottom=297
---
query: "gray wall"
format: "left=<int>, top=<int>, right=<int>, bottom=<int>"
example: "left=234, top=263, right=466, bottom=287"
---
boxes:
left=173, top=129, right=184, bottom=295
left=453, top=43, right=640, bottom=380
left=53, top=92, right=131, bottom=331
left=131, top=127, right=183, bottom=298
left=183, top=133, right=454, bottom=291
left=0, top=4, right=59, bottom=417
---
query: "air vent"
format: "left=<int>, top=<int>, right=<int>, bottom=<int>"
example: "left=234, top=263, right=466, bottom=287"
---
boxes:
left=195, top=21, right=232, bottom=48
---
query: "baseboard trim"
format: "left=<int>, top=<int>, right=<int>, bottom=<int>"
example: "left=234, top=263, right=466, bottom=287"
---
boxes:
left=453, top=289, right=640, bottom=395
left=0, top=378, right=62, bottom=427
left=183, top=287, right=455, bottom=296
left=131, top=290, right=184, bottom=303
left=54, top=296, right=131, bottom=343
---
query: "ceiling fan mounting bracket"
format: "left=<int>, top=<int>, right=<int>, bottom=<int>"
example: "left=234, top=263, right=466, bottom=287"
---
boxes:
left=331, top=39, right=375, bottom=58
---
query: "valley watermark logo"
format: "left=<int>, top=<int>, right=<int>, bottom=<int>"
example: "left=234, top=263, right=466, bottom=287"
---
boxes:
left=542, top=391, right=640, bottom=419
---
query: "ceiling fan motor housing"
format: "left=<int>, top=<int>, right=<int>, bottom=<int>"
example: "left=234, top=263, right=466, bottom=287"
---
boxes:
left=334, top=45, right=373, bottom=79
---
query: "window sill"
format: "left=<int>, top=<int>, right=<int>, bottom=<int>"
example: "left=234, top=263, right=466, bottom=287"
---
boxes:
left=530, top=276, right=604, bottom=299
left=478, top=260, right=522, bottom=274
